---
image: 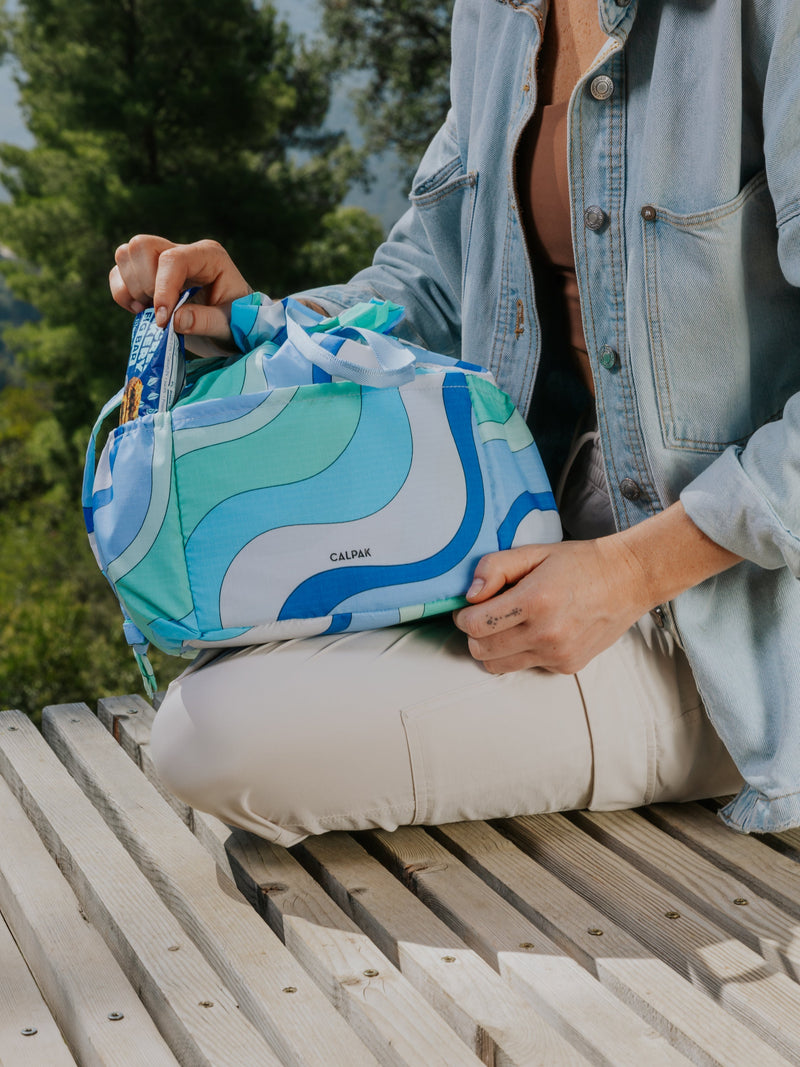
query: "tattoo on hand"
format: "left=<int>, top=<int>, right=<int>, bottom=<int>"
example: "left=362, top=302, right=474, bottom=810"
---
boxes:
left=485, top=607, right=523, bottom=628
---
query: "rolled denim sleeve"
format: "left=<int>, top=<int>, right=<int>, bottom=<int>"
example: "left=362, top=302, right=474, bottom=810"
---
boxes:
left=292, top=113, right=466, bottom=358
left=681, top=404, right=800, bottom=574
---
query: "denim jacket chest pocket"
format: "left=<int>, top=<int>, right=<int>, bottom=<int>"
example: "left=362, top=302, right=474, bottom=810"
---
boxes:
left=409, top=155, right=478, bottom=307
left=641, top=170, right=800, bottom=453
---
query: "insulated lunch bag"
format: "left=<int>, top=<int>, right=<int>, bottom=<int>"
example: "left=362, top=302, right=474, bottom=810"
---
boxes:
left=83, top=295, right=561, bottom=693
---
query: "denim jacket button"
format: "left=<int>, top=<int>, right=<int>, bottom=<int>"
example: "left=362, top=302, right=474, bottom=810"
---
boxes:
left=641, top=205, right=657, bottom=221
left=584, top=206, right=608, bottom=231
left=619, top=478, right=642, bottom=501
left=590, top=76, right=614, bottom=101
left=599, top=344, right=618, bottom=370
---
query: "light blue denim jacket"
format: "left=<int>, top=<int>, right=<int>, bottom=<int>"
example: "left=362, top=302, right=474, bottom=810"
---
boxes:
left=297, top=0, right=800, bottom=833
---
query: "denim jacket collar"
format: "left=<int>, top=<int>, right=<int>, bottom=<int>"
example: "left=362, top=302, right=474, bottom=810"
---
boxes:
left=597, top=0, right=636, bottom=35
left=502, top=0, right=636, bottom=36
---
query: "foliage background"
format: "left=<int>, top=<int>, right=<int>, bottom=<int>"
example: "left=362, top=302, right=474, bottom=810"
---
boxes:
left=0, top=0, right=451, bottom=722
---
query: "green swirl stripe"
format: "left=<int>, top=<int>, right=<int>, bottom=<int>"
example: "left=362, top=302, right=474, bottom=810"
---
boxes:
left=173, top=388, right=298, bottom=458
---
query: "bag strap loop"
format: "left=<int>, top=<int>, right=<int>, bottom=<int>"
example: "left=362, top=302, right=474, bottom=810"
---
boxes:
left=284, top=305, right=417, bottom=388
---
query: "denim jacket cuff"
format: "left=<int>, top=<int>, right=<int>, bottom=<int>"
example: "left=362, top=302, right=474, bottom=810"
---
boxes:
left=680, top=446, right=799, bottom=573
left=720, top=784, right=800, bottom=834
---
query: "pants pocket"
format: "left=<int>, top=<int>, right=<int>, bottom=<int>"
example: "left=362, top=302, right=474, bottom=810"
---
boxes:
left=399, top=670, right=593, bottom=826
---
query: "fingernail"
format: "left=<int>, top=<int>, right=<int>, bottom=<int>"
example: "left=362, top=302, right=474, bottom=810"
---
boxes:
left=130, top=300, right=145, bottom=314
left=176, top=308, right=194, bottom=333
left=155, top=305, right=168, bottom=327
left=466, top=578, right=485, bottom=599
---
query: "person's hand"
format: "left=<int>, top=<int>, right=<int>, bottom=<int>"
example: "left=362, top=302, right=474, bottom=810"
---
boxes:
left=109, top=235, right=253, bottom=356
left=453, top=537, right=651, bottom=675
left=453, top=501, right=744, bottom=675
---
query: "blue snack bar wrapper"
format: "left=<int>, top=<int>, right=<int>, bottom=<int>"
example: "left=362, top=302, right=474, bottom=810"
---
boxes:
left=120, top=289, right=196, bottom=423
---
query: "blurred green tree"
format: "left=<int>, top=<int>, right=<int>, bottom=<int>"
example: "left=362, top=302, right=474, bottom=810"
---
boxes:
left=0, top=0, right=381, bottom=449
left=0, top=0, right=385, bottom=717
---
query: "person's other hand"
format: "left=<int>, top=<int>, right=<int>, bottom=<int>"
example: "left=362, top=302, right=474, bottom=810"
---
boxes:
left=109, top=235, right=253, bottom=355
left=452, top=537, right=651, bottom=674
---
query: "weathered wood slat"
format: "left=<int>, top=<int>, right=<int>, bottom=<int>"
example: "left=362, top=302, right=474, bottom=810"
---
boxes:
left=570, top=808, right=800, bottom=980
left=0, top=773, right=177, bottom=1066
left=358, top=824, right=691, bottom=1066
left=298, top=831, right=592, bottom=1067
left=43, top=704, right=384, bottom=1067
left=435, top=818, right=791, bottom=1067
left=643, top=804, right=800, bottom=920
left=768, top=828, right=800, bottom=863
left=98, top=695, right=597, bottom=1063
left=100, top=698, right=558, bottom=1067
left=91, top=692, right=800, bottom=1066
left=48, top=703, right=481, bottom=1067
left=279, top=916, right=485, bottom=1067
left=0, top=910, right=77, bottom=1067
left=0, top=709, right=281, bottom=1067
left=218, top=825, right=500, bottom=1067
left=499, top=813, right=800, bottom=1063
left=96, top=695, right=192, bottom=825
left=97, top=697, right=234, bottom=874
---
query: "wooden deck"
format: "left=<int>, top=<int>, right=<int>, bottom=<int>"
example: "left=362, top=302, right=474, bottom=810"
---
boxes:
left=2, top=699, right=800, bottom=1065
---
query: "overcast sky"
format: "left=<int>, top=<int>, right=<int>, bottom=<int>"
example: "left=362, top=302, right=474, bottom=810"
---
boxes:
left=0, top=0, right=29, bottom=150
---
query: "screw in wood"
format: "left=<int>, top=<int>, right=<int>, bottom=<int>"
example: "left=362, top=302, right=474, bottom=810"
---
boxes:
left=282, top=987, right=297, bottom=994
left=518, top=942, right=535, bottom=949
left=441, top=956, right=457, bottom=963
left=665, top=911, right=681, bottom=919
left=363, top=969, right=380, bottom=977
left=733, top=898, right=749, bottom=906
left=20, top=1027, right=38, bottom=1036
left=588, top=928, right=604, bottom=936
left=107, top=1012, right=124, bottom=1021
left=198, top=1001, right=214, bottom=1008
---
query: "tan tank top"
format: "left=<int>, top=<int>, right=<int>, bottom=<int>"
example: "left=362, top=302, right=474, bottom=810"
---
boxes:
left=516, top=3, right=606, bottom=396
left=517, top=100, right=584, bottom=357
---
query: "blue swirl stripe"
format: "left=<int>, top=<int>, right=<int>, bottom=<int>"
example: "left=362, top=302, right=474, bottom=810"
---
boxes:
left=187, top=387, right=413, bottom=630
left=497, top=491, right=558, bottom=551
left=278, top=374, right=483, bottom=620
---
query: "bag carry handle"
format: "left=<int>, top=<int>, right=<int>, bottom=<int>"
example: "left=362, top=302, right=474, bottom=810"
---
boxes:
left=284, top=305, right=417, bottom=388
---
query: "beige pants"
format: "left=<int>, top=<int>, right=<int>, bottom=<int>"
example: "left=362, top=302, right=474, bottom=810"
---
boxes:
left=150, top=427, right=742, bottom=846
left=151, top=614, right=741, bottom=847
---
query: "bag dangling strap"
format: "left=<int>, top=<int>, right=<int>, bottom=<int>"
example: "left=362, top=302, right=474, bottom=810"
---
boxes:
left=284, top=305, right=417, bottom=388
left=132, top=649, right=157, bottom=701
left=123, top=614, right=157, bottom=700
